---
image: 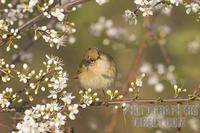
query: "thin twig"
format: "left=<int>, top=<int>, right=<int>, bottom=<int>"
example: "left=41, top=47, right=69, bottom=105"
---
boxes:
left=18, top=14, right=43, bottom=32
left=0, top=97, right=195, bottom=113
left=11, top=0, right=18, bottom=7
left=157, top=43, right=171, bottom=65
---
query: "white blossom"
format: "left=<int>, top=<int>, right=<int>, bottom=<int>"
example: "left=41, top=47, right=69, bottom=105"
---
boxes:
left=17, top=72, right=30, bottom=83
left=16, top=117, right=38, bottom=133
left=96, top=0, right=109, bottom=5
left=61, top=93, right=75, bottom=104
left=38, top=26, right=71, bottom=49
left=49, top=72, right=68, bottom=91
left=186, top=3, right=200, bottom=14
left=0, top=93, right=10, bottom=108
left=68, top=104, right=79, bottom=120
left=134, top=0, right=145, bottom=6
left=15, top=103, right=66, bottom=133
left=161, top=5, right=173, bottom=16
left=124, top=9, right=137, bottom=25
left=148, top=74, right=159, bottom=85
left=50, top=112, right=66, bottom=129
left=90, top=17, right=113, bottom=36
left=139, top=7, right=153, bottom=16
left=187, top=40, right=199, bottom=54
left=55, top=36, right=67, bottom=49
left=135, top=78, right=143, bottom=87
left=51, top=8, right=65, bottom=21
left=170, top=0, right=183, bottom=6
left=188, top=118, right=200, bottom=132
left=82, top=95, right=93, bottom=106
left=29, top=0, right=38, bottom=7
left=154, top=83, right=164, bottom=93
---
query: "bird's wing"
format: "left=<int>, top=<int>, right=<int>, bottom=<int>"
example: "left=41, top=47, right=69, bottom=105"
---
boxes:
left=101, top=74, right=112, bottom=79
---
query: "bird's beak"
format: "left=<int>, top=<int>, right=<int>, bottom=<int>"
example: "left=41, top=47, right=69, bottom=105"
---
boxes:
left=73, top=75, right=78, bottom=79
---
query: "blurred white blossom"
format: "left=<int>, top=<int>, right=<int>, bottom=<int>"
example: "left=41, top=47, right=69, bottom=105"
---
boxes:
left=90, top=16, right=136, bottom=49
left=187, top=40, right=199, bottom=54
left=124, top=10, right=137, bottom=25
left=140, top=62, right=176, bottom=93
left=96, top=0, right=109, bottom=5
left=185, top=3, right=200, bottom=14
left=188, top=118, right=200, bottom=132
left=170, top=0, right=183, bottom=6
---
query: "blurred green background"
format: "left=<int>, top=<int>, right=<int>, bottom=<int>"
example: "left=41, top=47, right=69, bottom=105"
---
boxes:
left=1, top=0, right=200, bottom=132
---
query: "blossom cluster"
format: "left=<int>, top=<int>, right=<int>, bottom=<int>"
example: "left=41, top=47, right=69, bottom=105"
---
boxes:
left=128, top=73, right=146, bottom=98
left=35, top=23, right=76, bottom=49
left=79, top=88, right=99, bottom=107
left=0, top=55, right=80, bottom=132
left=173, top=84, right=186, bottom=98
left=45, top=55, right=69, bottom=100
left=18, top=55, right=70, bottom=101
left=0, top=19, right=21, bottom=51
left=0, top=58, right=15, bottom=82
left=0, top=55, right=70, bottom=103
left=0, top=87, right=22, bottom=109
left=0, top=0, right=76, bottom=51
left=106, top=89, right=123, bottom=100
left=124, top=0, right=200, bottom=25
left=90, top=16, right=136, bottom=49
left=14, top=103, right=66, bottom=133
left=29, top=0, right=66, bottom=21
left=96, top=0, right=109, bottom=5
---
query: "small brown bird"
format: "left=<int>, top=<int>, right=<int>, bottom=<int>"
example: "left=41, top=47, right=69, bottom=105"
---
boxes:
left=76, top=48, right=117, bottom=90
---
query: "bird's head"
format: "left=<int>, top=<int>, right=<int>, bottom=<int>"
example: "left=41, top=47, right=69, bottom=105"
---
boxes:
left=85, top=47, right=100, bottom=62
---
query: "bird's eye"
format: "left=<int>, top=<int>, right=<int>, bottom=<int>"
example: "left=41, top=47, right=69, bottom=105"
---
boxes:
left=88, top=48, right=91, bottom=50
left=90, top=59, right=95, bottom=63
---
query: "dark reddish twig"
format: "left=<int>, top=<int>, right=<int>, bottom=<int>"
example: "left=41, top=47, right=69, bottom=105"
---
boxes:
left=104, top=17, right=151, bottom=133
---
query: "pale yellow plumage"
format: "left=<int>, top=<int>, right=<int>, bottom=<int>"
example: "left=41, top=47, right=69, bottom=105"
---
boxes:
left=77, top=48, right=116, bottom=90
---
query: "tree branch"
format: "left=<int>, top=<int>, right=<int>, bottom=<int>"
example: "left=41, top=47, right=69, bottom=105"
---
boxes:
left=0, top=97, right=195, bottom=113
left=104, top=16, right=152, bottom=133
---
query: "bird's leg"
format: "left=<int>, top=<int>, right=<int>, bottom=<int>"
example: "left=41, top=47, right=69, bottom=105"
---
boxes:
left=102, top=89, right=107, bottom=99
left=102, top=89, right=110, bottom=106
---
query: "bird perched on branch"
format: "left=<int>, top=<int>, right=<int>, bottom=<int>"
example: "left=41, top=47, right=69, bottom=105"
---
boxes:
left=75, top=48, right=117, bottom=91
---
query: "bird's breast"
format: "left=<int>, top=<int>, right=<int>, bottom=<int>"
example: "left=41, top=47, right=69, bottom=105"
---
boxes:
left=78, top=56, right=116, bottom=90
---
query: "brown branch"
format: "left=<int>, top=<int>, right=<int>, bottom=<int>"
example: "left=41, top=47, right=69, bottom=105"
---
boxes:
left=92, top=98, right=192, bottom=106
left=62, top=0, right=91, bottom=9
left=0, top=97, right=195, bottom=113
left=17, top=0, right=91, bottom=32
left=18, top=14, right=44, bottom=32
left=121, top=33, right=149, bottom=95
left=104, top=17, right=151, bottom=133
left=176, top=127, right=182, bottom=133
